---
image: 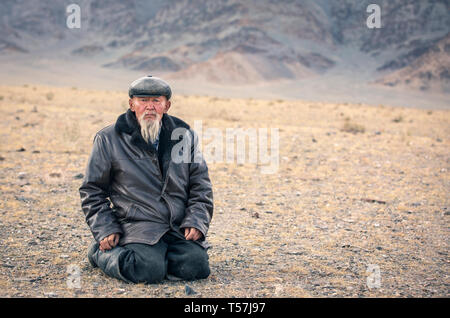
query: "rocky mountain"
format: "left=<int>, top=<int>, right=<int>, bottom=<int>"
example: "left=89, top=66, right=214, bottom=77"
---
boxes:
left=0, top=0, right=449, bottom=95
left=375, top=33, right=450, bottom=93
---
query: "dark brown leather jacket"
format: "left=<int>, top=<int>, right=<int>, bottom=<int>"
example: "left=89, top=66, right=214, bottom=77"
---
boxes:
left=79, top=110, right=213, bottom=249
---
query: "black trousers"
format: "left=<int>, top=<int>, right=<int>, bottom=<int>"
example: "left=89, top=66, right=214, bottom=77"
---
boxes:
left=89, top=230, right=210, bottom=284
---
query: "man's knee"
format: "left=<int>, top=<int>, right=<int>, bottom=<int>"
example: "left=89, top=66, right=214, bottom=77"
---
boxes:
left=169, top=249, right=210, bottom=280
left=122, top=244, right=166, bottom=284
left=137, top=257, right=166, bottom=283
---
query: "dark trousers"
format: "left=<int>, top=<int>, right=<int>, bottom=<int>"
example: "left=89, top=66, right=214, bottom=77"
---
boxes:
left=89, top=230, right=210, bottom=284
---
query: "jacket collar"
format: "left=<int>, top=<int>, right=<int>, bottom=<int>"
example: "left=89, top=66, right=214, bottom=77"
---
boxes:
left=114, top=109, right=158, bottom=154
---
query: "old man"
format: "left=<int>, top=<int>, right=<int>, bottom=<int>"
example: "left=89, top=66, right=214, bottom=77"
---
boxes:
left=79, top=75, right=213, bottom=283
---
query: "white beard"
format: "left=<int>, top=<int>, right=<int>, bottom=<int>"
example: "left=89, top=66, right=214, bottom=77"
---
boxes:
left=139, top=113, right=161, bottom=144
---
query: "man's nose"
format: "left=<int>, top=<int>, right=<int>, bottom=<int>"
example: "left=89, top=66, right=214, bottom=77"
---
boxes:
left=144, top=102, right=155, bottom=110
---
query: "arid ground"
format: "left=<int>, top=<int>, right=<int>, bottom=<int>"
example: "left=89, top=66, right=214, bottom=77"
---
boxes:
left=0, top=84, right=448, bottom=297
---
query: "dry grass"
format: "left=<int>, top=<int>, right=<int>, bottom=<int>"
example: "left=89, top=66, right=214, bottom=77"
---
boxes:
left=341, top=118, right=365, bottom=134
left=45, top=92, right=54, bottom=101
left=0, top=84, right=449, bottom=298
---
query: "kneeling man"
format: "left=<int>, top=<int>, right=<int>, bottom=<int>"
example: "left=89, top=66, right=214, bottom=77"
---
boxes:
left=79, top=75, right=213, bottom=283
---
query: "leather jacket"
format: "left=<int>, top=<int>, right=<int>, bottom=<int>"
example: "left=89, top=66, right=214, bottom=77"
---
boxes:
left=79, top=109, right=213, bottom=249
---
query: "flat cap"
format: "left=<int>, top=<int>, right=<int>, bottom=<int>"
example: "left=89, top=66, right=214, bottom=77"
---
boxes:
left=128, top=75, right=172, bottom=99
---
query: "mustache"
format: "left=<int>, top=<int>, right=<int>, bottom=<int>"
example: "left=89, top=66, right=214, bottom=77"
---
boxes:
left=139, top=112, right=159, bottom=121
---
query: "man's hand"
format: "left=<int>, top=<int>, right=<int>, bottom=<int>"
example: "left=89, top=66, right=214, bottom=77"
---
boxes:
left=184, top=227, right=202, bottom=241
left=99, top=233, right=120, bottom=252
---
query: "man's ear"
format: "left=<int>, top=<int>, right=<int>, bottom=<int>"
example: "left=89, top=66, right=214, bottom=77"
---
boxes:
left=129, top=98, right=134, bottom=111
left=164, top=100, right=171, bottom=113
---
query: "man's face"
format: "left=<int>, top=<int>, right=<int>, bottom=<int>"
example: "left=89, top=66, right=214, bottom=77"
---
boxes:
left=129, top=95, right=171, bottom=124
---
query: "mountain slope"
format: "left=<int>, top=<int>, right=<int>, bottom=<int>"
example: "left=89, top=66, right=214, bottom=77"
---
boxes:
left=0, top=0, right=448, bottom=95
left=374, top=33, right=450, bottom=93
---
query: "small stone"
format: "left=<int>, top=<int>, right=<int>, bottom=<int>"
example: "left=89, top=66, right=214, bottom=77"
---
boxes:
left=73, top=173, right=84, bottom=179
left=185, top=285, right=196, bottom=295
left=16, top=196, right=31, bottom=202
left=18, top=172, right=28, bottom=179
left=252, top=212, right=260, bottom=218
left=287, top=251, right=304, bottom=256
left=16, top=147, right=26, bottom=152
left=14, top=277, right=34, bottom=282
left=49, top=172, right=61, bottom=178
left=116, top=288, right=126, bottom=294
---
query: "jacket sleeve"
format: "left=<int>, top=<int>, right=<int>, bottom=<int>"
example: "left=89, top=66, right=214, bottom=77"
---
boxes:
left=180, top=130, right=214, bottom=238
left=79, top=133, right=123, bottom=242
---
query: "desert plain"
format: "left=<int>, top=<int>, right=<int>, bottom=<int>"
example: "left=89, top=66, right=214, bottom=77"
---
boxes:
left=0, top=84, right=448, bottom=297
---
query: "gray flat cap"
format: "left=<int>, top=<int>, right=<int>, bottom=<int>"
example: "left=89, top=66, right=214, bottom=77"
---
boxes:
left=128, top=75, right=172, bottom=99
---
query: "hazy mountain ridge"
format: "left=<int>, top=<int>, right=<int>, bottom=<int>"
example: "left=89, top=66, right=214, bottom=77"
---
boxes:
left=0, top=0, right=449, bottom=93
